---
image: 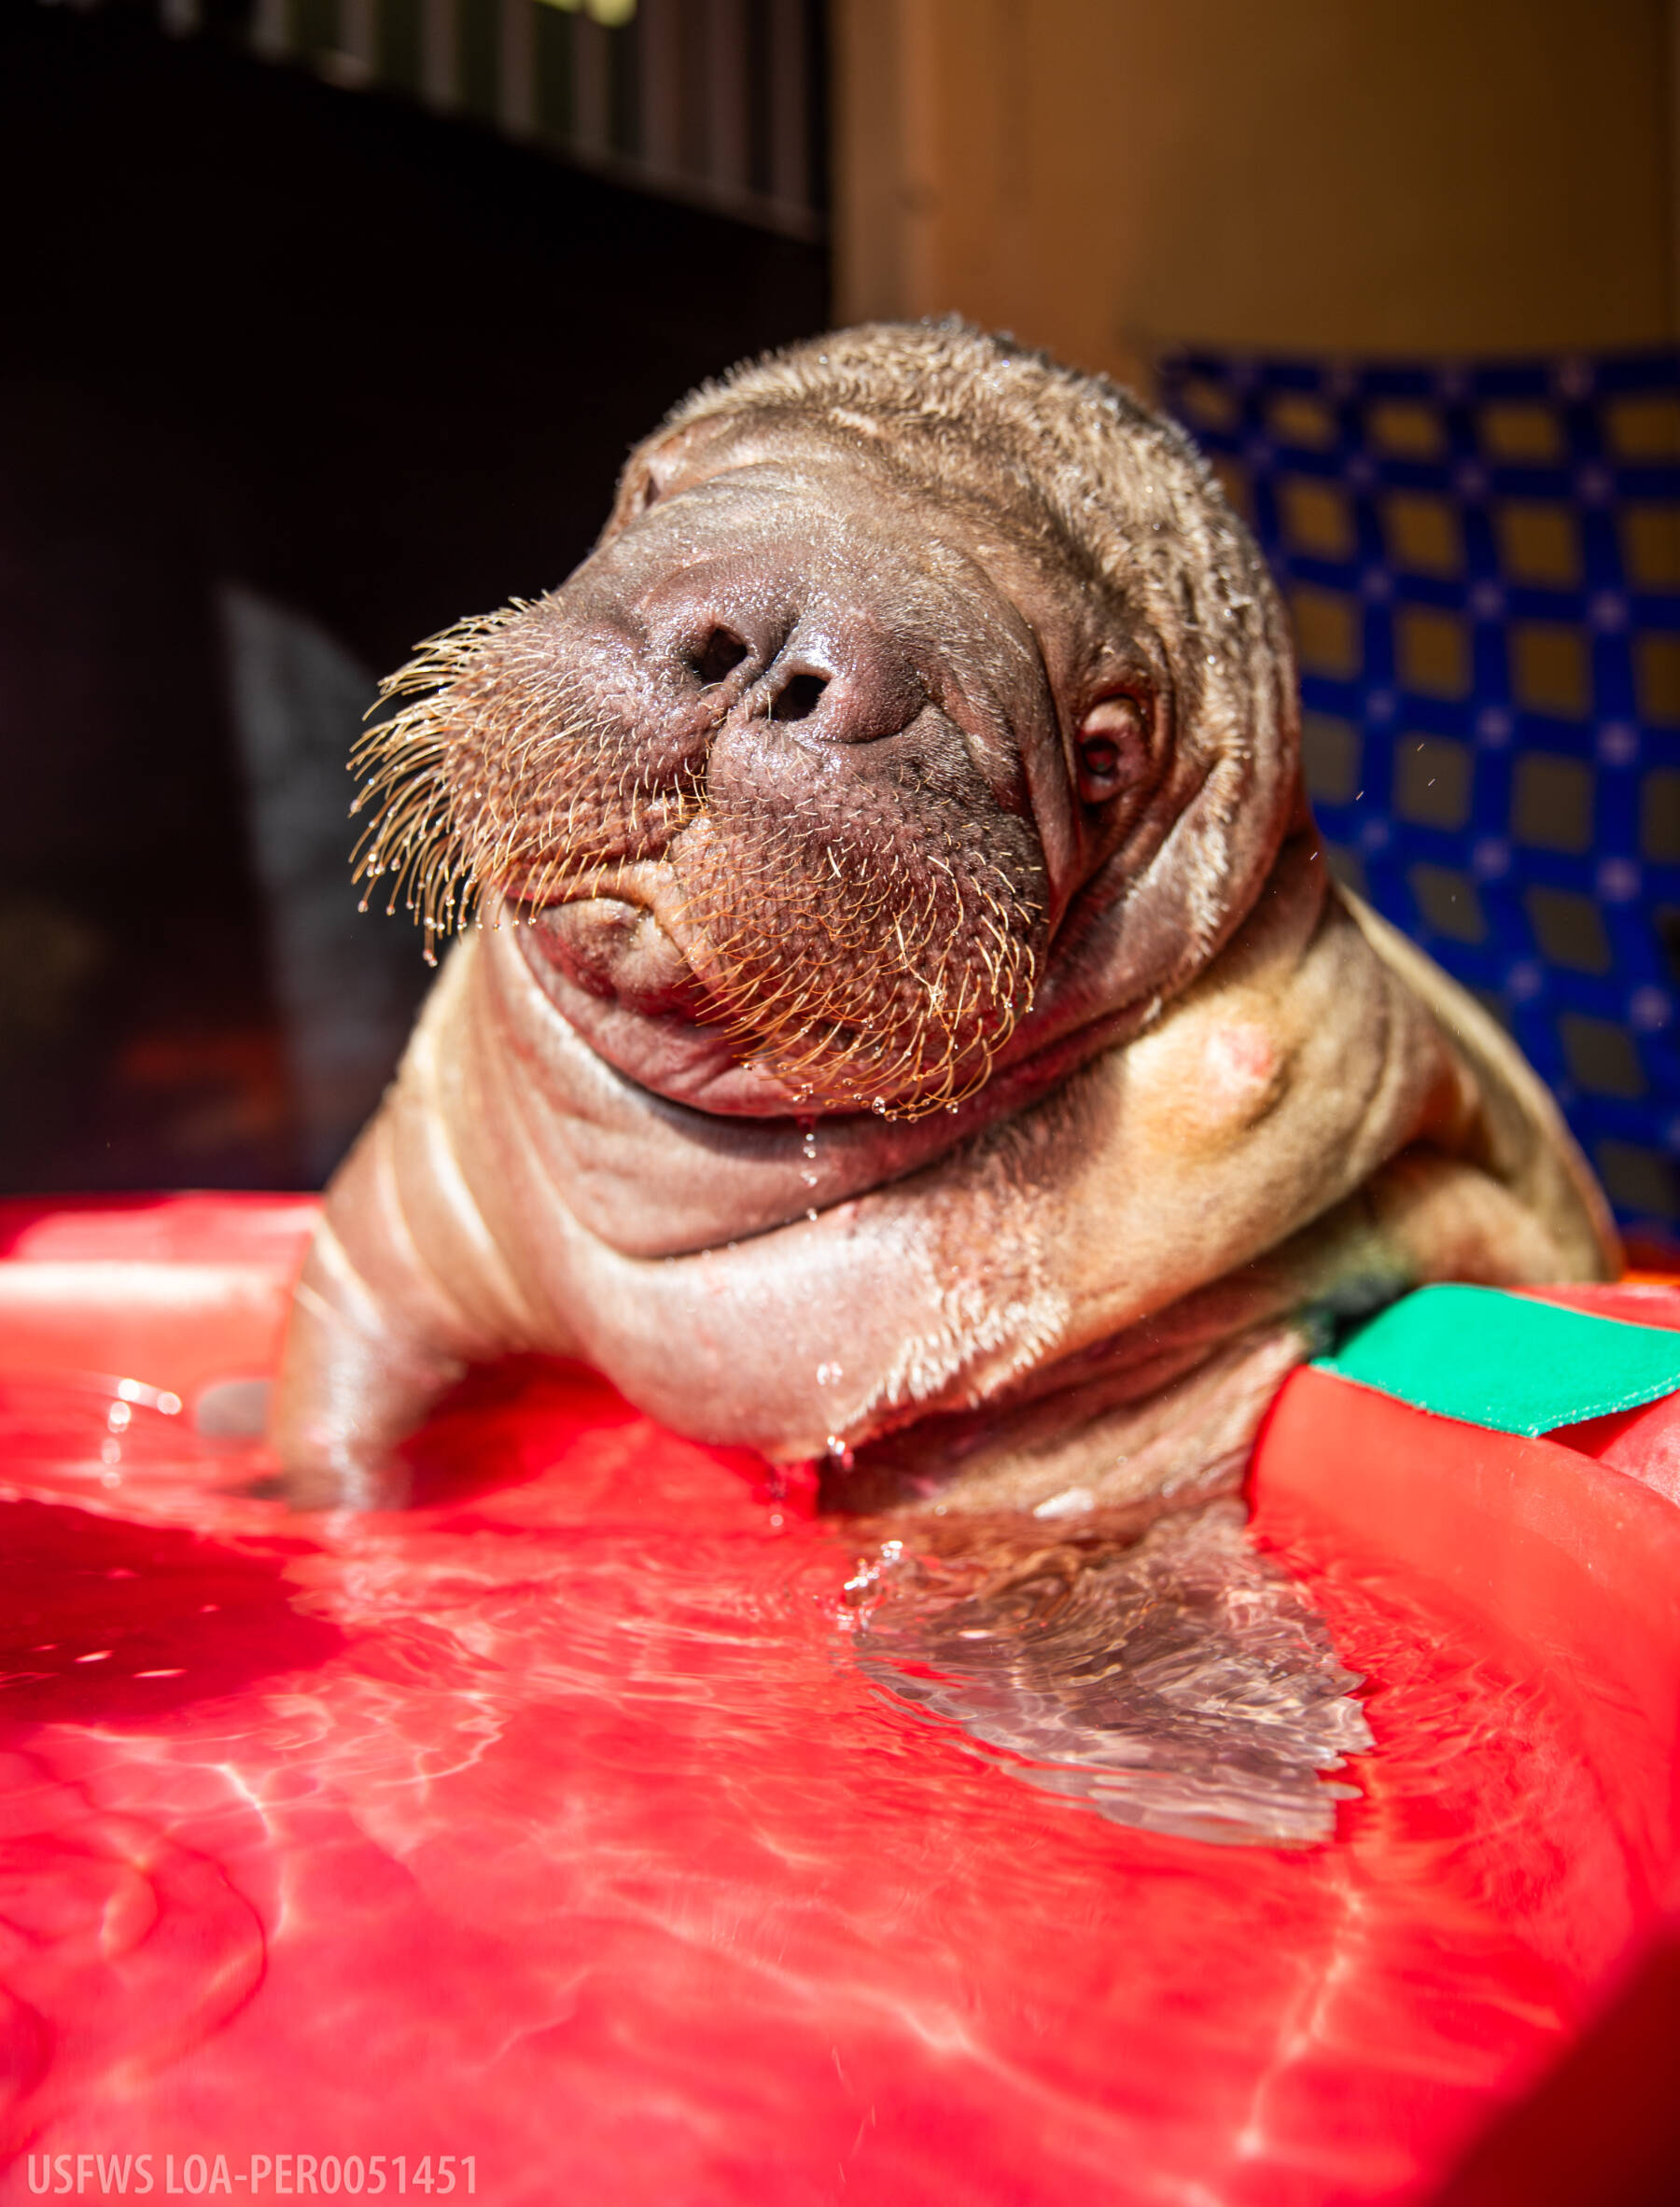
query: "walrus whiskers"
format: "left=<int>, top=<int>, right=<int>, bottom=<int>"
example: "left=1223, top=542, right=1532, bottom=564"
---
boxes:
left=664, top=804, right=1041, bottom=1114
left=355, top=611, right=1045, bottom=1112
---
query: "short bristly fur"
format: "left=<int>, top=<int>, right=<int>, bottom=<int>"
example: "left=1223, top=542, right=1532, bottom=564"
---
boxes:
left=274, top=319, right=1614, bottom=1529
left=270, top=321, right=1617, bottom=1843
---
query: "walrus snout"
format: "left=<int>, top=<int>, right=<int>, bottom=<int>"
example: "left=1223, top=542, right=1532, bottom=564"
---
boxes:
left=355, top=462, right=1059, bottom=1117
left=640, top=562, right=931, bottom=754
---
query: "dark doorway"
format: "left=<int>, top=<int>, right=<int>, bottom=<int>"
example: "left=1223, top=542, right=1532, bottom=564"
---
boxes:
left=0, top=3, right=829, bottom=1191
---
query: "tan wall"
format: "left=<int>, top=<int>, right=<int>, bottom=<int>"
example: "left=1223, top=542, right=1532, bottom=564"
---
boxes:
left=833, top=0, right=1676, bottom=388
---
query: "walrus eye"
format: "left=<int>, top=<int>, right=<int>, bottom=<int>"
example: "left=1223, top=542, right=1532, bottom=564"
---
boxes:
left=1080, top=734, right=1121, bottom=785
left=1076, top=693, right=1146, bottom=803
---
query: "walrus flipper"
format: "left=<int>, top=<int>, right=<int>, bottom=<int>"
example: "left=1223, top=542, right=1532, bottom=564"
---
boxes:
left=272, top=955, right=558, bottom=1505
left=270, top=1115, right=486, bottom=1509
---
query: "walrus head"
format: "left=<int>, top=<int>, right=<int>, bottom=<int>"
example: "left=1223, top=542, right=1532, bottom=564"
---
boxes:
left=354, top=321, right=1301, bottom=1120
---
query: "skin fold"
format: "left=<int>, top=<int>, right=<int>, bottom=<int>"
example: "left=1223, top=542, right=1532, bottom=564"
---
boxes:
left=271, top=322, right=1616, bottom=1518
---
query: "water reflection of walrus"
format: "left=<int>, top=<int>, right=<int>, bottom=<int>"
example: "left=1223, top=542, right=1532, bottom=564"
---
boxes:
left=271, top=324, right=1612, bottom=1831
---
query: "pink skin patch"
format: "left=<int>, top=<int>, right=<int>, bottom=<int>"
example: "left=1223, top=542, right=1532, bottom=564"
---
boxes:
left=1201, top=1023, right=1278, bottom=1114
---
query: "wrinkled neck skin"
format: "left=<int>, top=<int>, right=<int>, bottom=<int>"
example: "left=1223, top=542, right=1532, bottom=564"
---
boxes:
left=497, top=878, right=1170, bottom=1262
left=345, top=829, right=1582, bottom=1508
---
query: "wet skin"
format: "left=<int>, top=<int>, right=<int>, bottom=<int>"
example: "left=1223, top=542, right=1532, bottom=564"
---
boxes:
left=272, top=325, right=1615, bottom=1515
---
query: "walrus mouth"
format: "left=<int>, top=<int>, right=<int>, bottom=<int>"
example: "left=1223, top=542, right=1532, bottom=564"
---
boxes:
left=350, top=603, right=1047, bottom=1119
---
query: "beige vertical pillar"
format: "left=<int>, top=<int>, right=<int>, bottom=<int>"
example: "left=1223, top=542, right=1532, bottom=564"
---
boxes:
left=833, top=1, right=1037, bottom=354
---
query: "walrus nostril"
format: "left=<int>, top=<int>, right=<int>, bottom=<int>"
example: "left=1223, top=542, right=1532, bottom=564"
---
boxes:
left=693, top=629, right=750, bottom=687
left=770, top=671, right=829, bottom=722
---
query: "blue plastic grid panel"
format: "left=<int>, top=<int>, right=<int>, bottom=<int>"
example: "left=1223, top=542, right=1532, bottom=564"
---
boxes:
left=1158, top=348, right=1680, bottom=1242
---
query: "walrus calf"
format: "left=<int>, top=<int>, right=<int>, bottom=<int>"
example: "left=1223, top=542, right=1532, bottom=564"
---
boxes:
left=271, top=322, right=1612, bottom=1834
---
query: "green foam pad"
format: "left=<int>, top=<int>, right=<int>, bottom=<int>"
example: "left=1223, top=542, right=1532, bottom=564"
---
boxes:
left=1314, top=1283, right=1680, bottom=1435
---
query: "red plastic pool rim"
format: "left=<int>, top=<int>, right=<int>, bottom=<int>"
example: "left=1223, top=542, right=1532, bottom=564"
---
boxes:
left=0, top=1194, right=1677, bottom=2206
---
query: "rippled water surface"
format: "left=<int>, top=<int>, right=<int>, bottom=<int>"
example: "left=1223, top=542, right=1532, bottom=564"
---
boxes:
left=0, top=1354, right=1661, bottom=2204
left=856, top=1500, right=1374, bottom=1849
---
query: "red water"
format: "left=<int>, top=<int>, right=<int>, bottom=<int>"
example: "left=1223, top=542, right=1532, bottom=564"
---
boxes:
left=1, top=1197, right=1677, bottom=2205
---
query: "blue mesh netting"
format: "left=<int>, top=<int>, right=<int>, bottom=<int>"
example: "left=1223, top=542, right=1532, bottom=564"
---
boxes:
left=1158, top=348, right=1680, bottom=1242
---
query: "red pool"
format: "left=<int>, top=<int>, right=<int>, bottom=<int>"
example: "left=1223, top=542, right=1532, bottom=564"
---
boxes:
left=1, top=1196, right=1677, bottom=2205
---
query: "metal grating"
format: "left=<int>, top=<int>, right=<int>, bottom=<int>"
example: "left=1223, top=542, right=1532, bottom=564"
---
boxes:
left=62, top=0, right=827, bottom=241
